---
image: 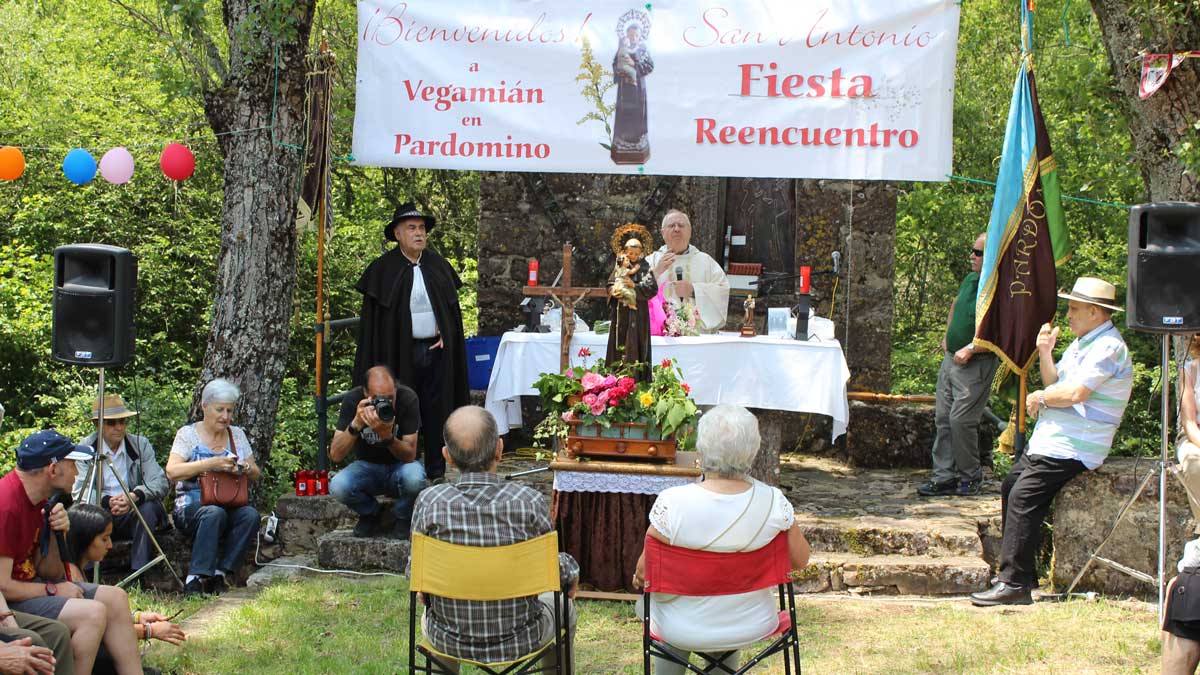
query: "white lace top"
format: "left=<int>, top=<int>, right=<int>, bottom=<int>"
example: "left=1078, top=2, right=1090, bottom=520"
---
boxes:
left=646, top=479, right=795, bottom=651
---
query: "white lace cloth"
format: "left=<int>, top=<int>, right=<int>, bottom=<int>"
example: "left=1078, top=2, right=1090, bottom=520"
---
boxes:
left=553, top=470, right=696, bottom=495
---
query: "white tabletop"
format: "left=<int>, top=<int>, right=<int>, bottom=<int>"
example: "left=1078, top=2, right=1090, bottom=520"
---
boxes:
left=484, top=331, right=850, bottom=440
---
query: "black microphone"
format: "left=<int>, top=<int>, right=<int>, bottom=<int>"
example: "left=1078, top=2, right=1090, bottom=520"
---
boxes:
left=675, top=266, right=684, bottom=281
left=42, top=491, right=74, bottom=578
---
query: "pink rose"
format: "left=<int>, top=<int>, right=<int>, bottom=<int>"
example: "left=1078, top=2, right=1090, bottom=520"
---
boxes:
left=565, top=368, right=575, bottom=379
left=581, top=372, right=604, bottom=393
left=583, top=393, right=598, bottom=407
left=561, top=411, right=575, bottom=422
left=602, top=375, right=617, bottom=388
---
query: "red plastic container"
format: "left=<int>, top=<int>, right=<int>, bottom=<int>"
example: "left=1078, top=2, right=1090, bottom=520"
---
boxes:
left=296, top=470, right=310, bottom=496
left=527, top=258, right=539, bottom=286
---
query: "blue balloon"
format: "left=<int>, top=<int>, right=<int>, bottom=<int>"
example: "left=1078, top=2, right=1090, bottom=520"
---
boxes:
left=62, top=148, right=97, bottom=185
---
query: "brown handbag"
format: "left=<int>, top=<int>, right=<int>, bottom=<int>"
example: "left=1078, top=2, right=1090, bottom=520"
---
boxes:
left=199, top=429, right=249, bottom=508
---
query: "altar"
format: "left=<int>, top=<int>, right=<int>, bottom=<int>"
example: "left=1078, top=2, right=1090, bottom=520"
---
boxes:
left=483, top=330, right=852, bottom=440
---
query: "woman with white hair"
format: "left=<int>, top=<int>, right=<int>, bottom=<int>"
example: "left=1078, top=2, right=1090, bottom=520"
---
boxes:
left=633, top=404, right=810, bottom=674
left=165, top=378, right=261, bottom=597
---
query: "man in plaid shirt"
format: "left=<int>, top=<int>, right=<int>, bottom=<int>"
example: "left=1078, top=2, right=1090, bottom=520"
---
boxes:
left=410, top=406, right=578, bottom=671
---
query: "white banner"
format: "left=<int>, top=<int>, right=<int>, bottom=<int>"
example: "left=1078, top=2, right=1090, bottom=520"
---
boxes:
left=353, top=1, right=960, bottom=181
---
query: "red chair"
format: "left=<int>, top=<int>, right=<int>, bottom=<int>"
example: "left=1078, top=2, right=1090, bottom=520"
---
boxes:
left=641, top=532, right=802, bottom=674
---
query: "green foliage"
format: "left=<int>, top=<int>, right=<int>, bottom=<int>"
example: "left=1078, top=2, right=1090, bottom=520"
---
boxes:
left=891, top=0, right=1160, bottom=457
left=0, top=0, right=480, bottom=505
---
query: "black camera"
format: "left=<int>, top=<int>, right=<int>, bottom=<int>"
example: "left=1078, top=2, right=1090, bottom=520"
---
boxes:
left=370, top=395, right=395, bottom=422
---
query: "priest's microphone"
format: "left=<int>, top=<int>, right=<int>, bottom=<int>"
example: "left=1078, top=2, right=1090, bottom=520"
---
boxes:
left=675, top=266, right=684, bottom=282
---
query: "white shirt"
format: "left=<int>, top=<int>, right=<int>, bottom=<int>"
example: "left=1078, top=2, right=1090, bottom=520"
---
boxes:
left=646, top=479, right=795, bottom=651
left=409, top=262, right=439, bottom=339
left=98, top=437, right=132, bottom=498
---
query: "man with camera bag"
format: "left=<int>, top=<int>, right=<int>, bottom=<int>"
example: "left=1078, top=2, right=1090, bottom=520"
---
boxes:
left=330, top=365, right=428, bottom=538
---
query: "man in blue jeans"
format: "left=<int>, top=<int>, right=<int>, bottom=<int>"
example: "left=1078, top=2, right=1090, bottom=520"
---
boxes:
left=329, top=364, right=428, bottom=538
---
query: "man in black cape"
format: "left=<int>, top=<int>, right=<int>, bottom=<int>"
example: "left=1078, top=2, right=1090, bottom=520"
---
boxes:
left=353, top=202, right=469, bottom=481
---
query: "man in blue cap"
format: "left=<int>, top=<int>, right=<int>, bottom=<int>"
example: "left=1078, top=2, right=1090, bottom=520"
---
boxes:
left=0, top=430, right=155, bottom=675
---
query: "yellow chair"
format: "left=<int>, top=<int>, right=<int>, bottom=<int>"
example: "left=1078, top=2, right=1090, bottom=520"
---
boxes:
left=408, top=531, right=571, bottom=675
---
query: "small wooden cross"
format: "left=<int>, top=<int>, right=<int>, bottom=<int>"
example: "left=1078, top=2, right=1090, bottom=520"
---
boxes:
left=522, top=243, right=609, bottom=371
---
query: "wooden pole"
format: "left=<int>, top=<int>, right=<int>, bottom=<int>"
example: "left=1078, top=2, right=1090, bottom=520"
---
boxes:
left=1015, top=372, right=1027, bottom=461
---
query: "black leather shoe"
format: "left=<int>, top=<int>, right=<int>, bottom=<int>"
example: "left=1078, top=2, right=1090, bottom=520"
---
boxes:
left=183, top=577, right=209, bottom=598
left=206, top=574, right=229, bottom=595
left=956, top=479, right=982, bottom=496
left=916, top=479, right=957, bottom=497
left=970, top=581, right=1033, bottom=606
left=352, top=512, right=381, bottom=538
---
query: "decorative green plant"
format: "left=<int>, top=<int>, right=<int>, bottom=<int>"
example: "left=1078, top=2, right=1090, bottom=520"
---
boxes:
left=532, top=349, right=699, bottom=449
left=574, top=37, right=615, bottom=150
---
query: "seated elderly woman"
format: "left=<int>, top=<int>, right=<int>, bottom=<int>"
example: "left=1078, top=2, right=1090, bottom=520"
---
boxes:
left=165, top=378, right=261, bottom=597
left=67, top=504, right=186, bottom=674
left=634, top=404, right=810, bottom=674
left=1178, top=335, right=1200, bottom=533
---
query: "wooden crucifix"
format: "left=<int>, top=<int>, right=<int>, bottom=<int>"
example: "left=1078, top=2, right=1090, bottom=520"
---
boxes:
left=522, top=244, right=609, bottom=372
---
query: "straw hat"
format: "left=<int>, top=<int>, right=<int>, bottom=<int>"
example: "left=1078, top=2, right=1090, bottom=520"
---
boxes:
left=91, top=394, right=138, bottom=420
left=1057, top=277, right=1123, bottom=312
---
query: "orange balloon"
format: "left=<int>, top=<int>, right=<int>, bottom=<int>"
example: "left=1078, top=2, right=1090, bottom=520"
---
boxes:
left=0, top=146, right=25, bottom=181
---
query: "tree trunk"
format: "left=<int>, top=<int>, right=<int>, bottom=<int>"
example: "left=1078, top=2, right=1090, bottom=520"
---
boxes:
left=190, top=1, right=317, bottom=466
left=1089, top=0, right=1200, bottom=202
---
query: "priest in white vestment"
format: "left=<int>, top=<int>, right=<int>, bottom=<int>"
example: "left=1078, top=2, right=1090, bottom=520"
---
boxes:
left=645, top=209, right=730, bottom=333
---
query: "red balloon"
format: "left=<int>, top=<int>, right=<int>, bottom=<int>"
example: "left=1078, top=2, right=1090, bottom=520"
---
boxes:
left=159, top=143, right=195, bottom=181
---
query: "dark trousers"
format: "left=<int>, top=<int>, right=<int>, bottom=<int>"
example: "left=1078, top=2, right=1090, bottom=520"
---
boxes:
left=111, top=499, right=167, bottom=570
left=176, top=502, right=260, bottom=577
left=412, top=339, right=447, bottom=479
left=998, top=453, right=1087, bottom=587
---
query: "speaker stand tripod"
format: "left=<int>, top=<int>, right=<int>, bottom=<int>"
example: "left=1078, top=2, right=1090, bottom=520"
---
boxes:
left=1064, top=334, right=1180, bottom=622
left=80, top=368, right=185, bottom=591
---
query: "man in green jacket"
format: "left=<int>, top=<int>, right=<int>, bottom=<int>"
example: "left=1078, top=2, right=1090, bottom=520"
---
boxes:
left=917, top=233, right=999, bottom=497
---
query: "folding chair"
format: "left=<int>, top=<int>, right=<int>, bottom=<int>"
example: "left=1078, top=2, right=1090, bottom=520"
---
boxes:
left=642, top=532, right=801, bottom=675
left=408, top=531, right=571, bottom=675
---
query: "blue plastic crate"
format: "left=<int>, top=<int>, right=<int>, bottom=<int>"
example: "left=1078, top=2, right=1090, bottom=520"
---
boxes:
left=465, top=336, right=502, bottom=391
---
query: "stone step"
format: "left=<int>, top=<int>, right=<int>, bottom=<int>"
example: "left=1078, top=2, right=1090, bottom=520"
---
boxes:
left=796, top=515, right=983, bottom=558
left=316, top=529, right=411, bottom=574
left=795, top=551, right=991, bottom=596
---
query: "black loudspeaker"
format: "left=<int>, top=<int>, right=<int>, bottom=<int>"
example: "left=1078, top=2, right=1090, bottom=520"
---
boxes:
left=51, top=244, right=136, bottom=366
left=1127, top=202, right=1200, bottom=333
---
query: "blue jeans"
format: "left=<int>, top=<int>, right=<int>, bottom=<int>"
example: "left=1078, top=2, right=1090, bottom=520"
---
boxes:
left=329, top=460, right=427, bottom=525
left=175, top=502, right=260, bottom=577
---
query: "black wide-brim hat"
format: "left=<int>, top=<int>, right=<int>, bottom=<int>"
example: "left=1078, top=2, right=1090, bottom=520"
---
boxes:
left=385, top=201, right=437, bottom=241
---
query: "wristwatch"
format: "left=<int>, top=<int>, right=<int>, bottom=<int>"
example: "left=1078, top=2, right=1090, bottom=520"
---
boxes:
left=1039, top=392, right=1049, bottom=410
left=45, top=582, right=57, bottom=596
left=347, top=423, right=361, bottom=436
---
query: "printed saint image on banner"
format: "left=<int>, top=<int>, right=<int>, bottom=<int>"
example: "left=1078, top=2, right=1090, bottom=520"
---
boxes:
left=610, top=10, right=653, bottom=164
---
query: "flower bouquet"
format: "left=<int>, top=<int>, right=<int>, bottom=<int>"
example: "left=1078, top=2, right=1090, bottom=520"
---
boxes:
left=532, top=349, right=698, bottom=461
left=662, top=299, right=702, bottom=337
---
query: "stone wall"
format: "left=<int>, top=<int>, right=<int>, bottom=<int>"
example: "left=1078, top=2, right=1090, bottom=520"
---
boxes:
left=477, top=173, right=898, bottom=388
left=1052, top=457, right=1191, bottom=596
left=477, top=173, right=721, bottom=335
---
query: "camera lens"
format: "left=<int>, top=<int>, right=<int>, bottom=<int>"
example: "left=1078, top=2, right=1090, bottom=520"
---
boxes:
left=372, top=396, right=395, bottom=422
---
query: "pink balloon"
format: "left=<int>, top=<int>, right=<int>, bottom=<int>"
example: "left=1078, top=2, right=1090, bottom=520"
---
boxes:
left=159, top=143, right=195, bottom=181
left=99, top=147, right=135, bottom=184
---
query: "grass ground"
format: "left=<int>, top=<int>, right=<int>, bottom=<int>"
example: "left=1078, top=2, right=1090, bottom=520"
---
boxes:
left=134, top=576, right=1163, bottom=674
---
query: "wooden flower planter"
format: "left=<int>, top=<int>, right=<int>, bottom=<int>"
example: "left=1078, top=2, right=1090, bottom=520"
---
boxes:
left=564, top=419, right=677, bottom=462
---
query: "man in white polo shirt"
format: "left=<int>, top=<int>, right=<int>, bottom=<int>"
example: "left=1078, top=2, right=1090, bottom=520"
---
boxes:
left=972, top=277, right=1133, bottom=606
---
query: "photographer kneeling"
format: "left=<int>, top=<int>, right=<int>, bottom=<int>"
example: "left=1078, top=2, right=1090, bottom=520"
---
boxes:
left=330, top=364, right=427, bottom=539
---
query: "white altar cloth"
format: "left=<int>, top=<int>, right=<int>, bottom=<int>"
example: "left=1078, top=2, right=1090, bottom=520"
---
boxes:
left=484, top=331, right=851, bottom=440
